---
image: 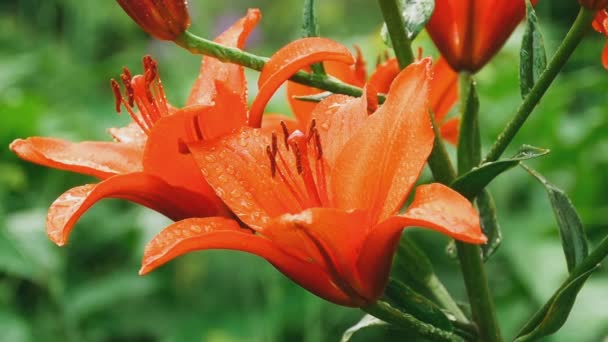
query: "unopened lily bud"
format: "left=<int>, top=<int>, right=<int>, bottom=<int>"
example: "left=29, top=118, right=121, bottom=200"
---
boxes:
left=116, top=0, right=190, bottom=41
left=578, top=0, right=608, bottom=10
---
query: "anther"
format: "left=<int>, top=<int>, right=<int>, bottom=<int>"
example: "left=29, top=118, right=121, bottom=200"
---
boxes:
left=280, top=121, right=290, bottom=150
left=271, top=132, right=279, bottom=156
left=417, top=47, right=423, bottom=61
left=291, top=142, right=303, bottom=174
left=307, top=119, right=317, bottom=142
left=313, top=130, right=323, bottom=159
left=119, top=71, right=135, bottom=107
left=266, top=145, right=277, bottom=177
left=110, top=79, right=123, bottom=113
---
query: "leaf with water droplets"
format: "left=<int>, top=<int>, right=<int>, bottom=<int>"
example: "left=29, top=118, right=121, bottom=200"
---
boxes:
left=451, top=145, right=549, bottom=199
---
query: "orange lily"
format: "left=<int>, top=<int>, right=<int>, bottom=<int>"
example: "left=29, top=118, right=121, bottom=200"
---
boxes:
left=287, top=51, right=459, bottom=145
left=116, top=0, right=191, bottom=41
left=427, top=0, right=539, bottom=72
left=593, top=9, right=608, bottom=69
left=9, top=10, right=263, bottom=246
left=139, top=39, right=486, bottom=307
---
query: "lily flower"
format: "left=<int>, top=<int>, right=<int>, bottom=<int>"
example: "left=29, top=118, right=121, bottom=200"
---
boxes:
left=139, top=38, right=486, bottom=307
left=286, top=51, right=459, bottom=144
left=9, top=10, right=263, bottom=246
left=116, top=0, right=191, bottom=41
left=592, top=9, right=608, bottom=69
left=427, top=0, right=539, bottom=72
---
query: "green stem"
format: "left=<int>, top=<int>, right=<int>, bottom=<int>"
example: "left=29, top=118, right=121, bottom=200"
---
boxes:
left=363, top=301, right=465, bottom=342
left=456, top=72, right=502, bottom=342
left=518, top=234, right=608, bottom=334
left=483, top=7, right=596, bottom=163
left=377, top=0, right=415, bottom=68
left=302, top=0, right=326, bottom=75
left=175, top=31, right=370, bottom=99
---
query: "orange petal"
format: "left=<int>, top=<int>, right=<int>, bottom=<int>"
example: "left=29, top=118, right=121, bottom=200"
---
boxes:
left=193, top=81, right=248, bottom=140
left=47, top=172, right=223, bottom=246
left=602, top=42, right=608, bottom=70
left=107, top=122, right=147, bottom=147
left=356, top=183, right=485, bottom=299
left=142, top=106, right=228, bottom=216
left=141, top=217, right=354, bottom=306
left=331, top=59, right=435, bottom=222
left=250, top=37, right=355, bottom=127
left=430, top=57, right=458, bottom=123
left=286, top=60, right=362, bottom=127
left=368, top=58, right=399, bottom=94
left=439, top=117, right=460, bottom=146
left=10, top=137, right=143, bottom=179
left=263, top=208, right=373, bottom=306
left=186, top=9, right=261, bottom=106
left=309, top=93, right=368, bottom=169
left=187, top=127, right=304, bottom=229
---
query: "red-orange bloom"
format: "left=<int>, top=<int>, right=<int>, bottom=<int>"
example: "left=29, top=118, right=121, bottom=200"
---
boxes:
left=9, top=10, right=263, bottom=246
left=139, top=40, right=485, bottom=307
left=427, top=0, right=539, bottom=72
left=579, top=0, right=608, bottom=9
left=286, top=52, right=459, bottom=144
left=593, top=9, right=608, bottom=69
left=116, top=0, right=190, bottom=41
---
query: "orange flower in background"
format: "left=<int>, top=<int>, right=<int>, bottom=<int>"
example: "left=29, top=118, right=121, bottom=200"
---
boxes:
left=579, top=0, right=608, bottom=9
left=287, top=51, right=459, bottom=144
left=9, top=10, right=263, bottom=246
left=138, top=40, right=485, bottom=307
left=427, top=0, right=539, bottom=72
left=116, top=0, right=190, bottom=41
left=593, top=9, right=608, bottom=69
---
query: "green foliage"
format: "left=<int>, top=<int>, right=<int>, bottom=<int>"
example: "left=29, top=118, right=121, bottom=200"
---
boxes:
left=1, top=1, right=608, bottom=341
left=520, top=0, right=548, bottom=98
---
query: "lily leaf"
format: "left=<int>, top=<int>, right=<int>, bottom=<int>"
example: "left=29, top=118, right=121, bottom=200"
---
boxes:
left=341, top=315, right=389, bottom=342
left=520, top=0, right=547, bottom=98
left=381, top=0, right=435, bottom=46
left=514, top=266, right=598, bottom=341
left=477, top=189, right=502, bottom=260
left=451, top=145, right=550, bottom=199
left=521, top=164, right=589, bottom=272
left=457, top=75, right=481, bottom=175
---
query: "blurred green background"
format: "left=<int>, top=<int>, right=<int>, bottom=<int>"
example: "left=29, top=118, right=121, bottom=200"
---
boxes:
left=1, top=1, right=607, bottom=341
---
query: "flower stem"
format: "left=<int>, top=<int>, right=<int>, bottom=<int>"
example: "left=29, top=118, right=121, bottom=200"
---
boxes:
left=483, top=7, right=596, bottom=163
left=175, top=30, right=370, bottom=99
left=456, top=73, right=503, bottom=342
left=363, top=301, right=465, bottom=342
left=377, top=0, right=415, bottom=68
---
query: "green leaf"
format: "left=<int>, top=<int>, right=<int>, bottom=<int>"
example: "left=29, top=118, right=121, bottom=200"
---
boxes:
left=341, top=315, right=389, bottom=342
left=514, top=266, right=598, bottom=341
left=520, top=0, right=547, bottom=98
left=456, top=74, right=481, bottom=175
left=381, top=0, right=435, bottom=46
left=521, top=164, right=589, bottom=272
left=383, top=279, right=453, bottom=331
left=451, top=145, right=549, bottom=199
left=391, top=234, right=434, bottom=289
left=476, top=189, right=502, bottom=260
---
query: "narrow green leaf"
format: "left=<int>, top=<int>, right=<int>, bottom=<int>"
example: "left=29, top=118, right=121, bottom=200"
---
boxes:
left=381, top=0, right=435, bottom=46
left=520, top=0, right=547, bottom=98
left=456, top=74, right=481, bottom=175
left=514, top=267, right=598, bottom=341
left=384, top=279, right=453, bottom=331
left=476, top=190, right=502, bottom=260
left=341, top=315, right=389, bottom=342
left=451, top=145, right=550, bottom=199
left=521, top=164, right=589, bottom=272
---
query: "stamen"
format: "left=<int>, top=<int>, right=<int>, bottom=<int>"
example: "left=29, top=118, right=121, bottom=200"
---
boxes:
left=280, top=121, right=290, bottom=150
left=290, top=142, right=303, bottom=174
left=417, top=47, right=423, bottom=61
left=266, top=145, right=277, bottom=177
left=120, top=70, right=135, bottom=107
left=313, top=130, right=323, bottom=159
left=271, top=132, right=279, bottom=156
left=307, top=119, right=317, bottom=142
left=110, top=79, right=123, bottom=113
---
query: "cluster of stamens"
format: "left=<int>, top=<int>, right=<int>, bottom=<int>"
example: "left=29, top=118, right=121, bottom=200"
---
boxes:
left=266, top=120, right=328, bottom=209
left=110, top=55, right=170, bottom=134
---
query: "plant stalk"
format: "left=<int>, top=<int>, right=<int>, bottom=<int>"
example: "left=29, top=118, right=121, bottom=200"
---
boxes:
left=377, top=0, right=415, bottom=68
left=483, top=7, right=596, bottom=163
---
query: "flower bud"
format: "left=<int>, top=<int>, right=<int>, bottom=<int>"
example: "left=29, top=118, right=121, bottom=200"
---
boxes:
left=116, top=0, right=190, bottom=41
left=578, top=0, right=608, bottom=9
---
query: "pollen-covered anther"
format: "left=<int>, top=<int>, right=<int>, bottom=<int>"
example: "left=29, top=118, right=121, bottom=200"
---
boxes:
left=110, top=79, right=124, bottom=113
left=280, top=121, right=290, bottom=150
